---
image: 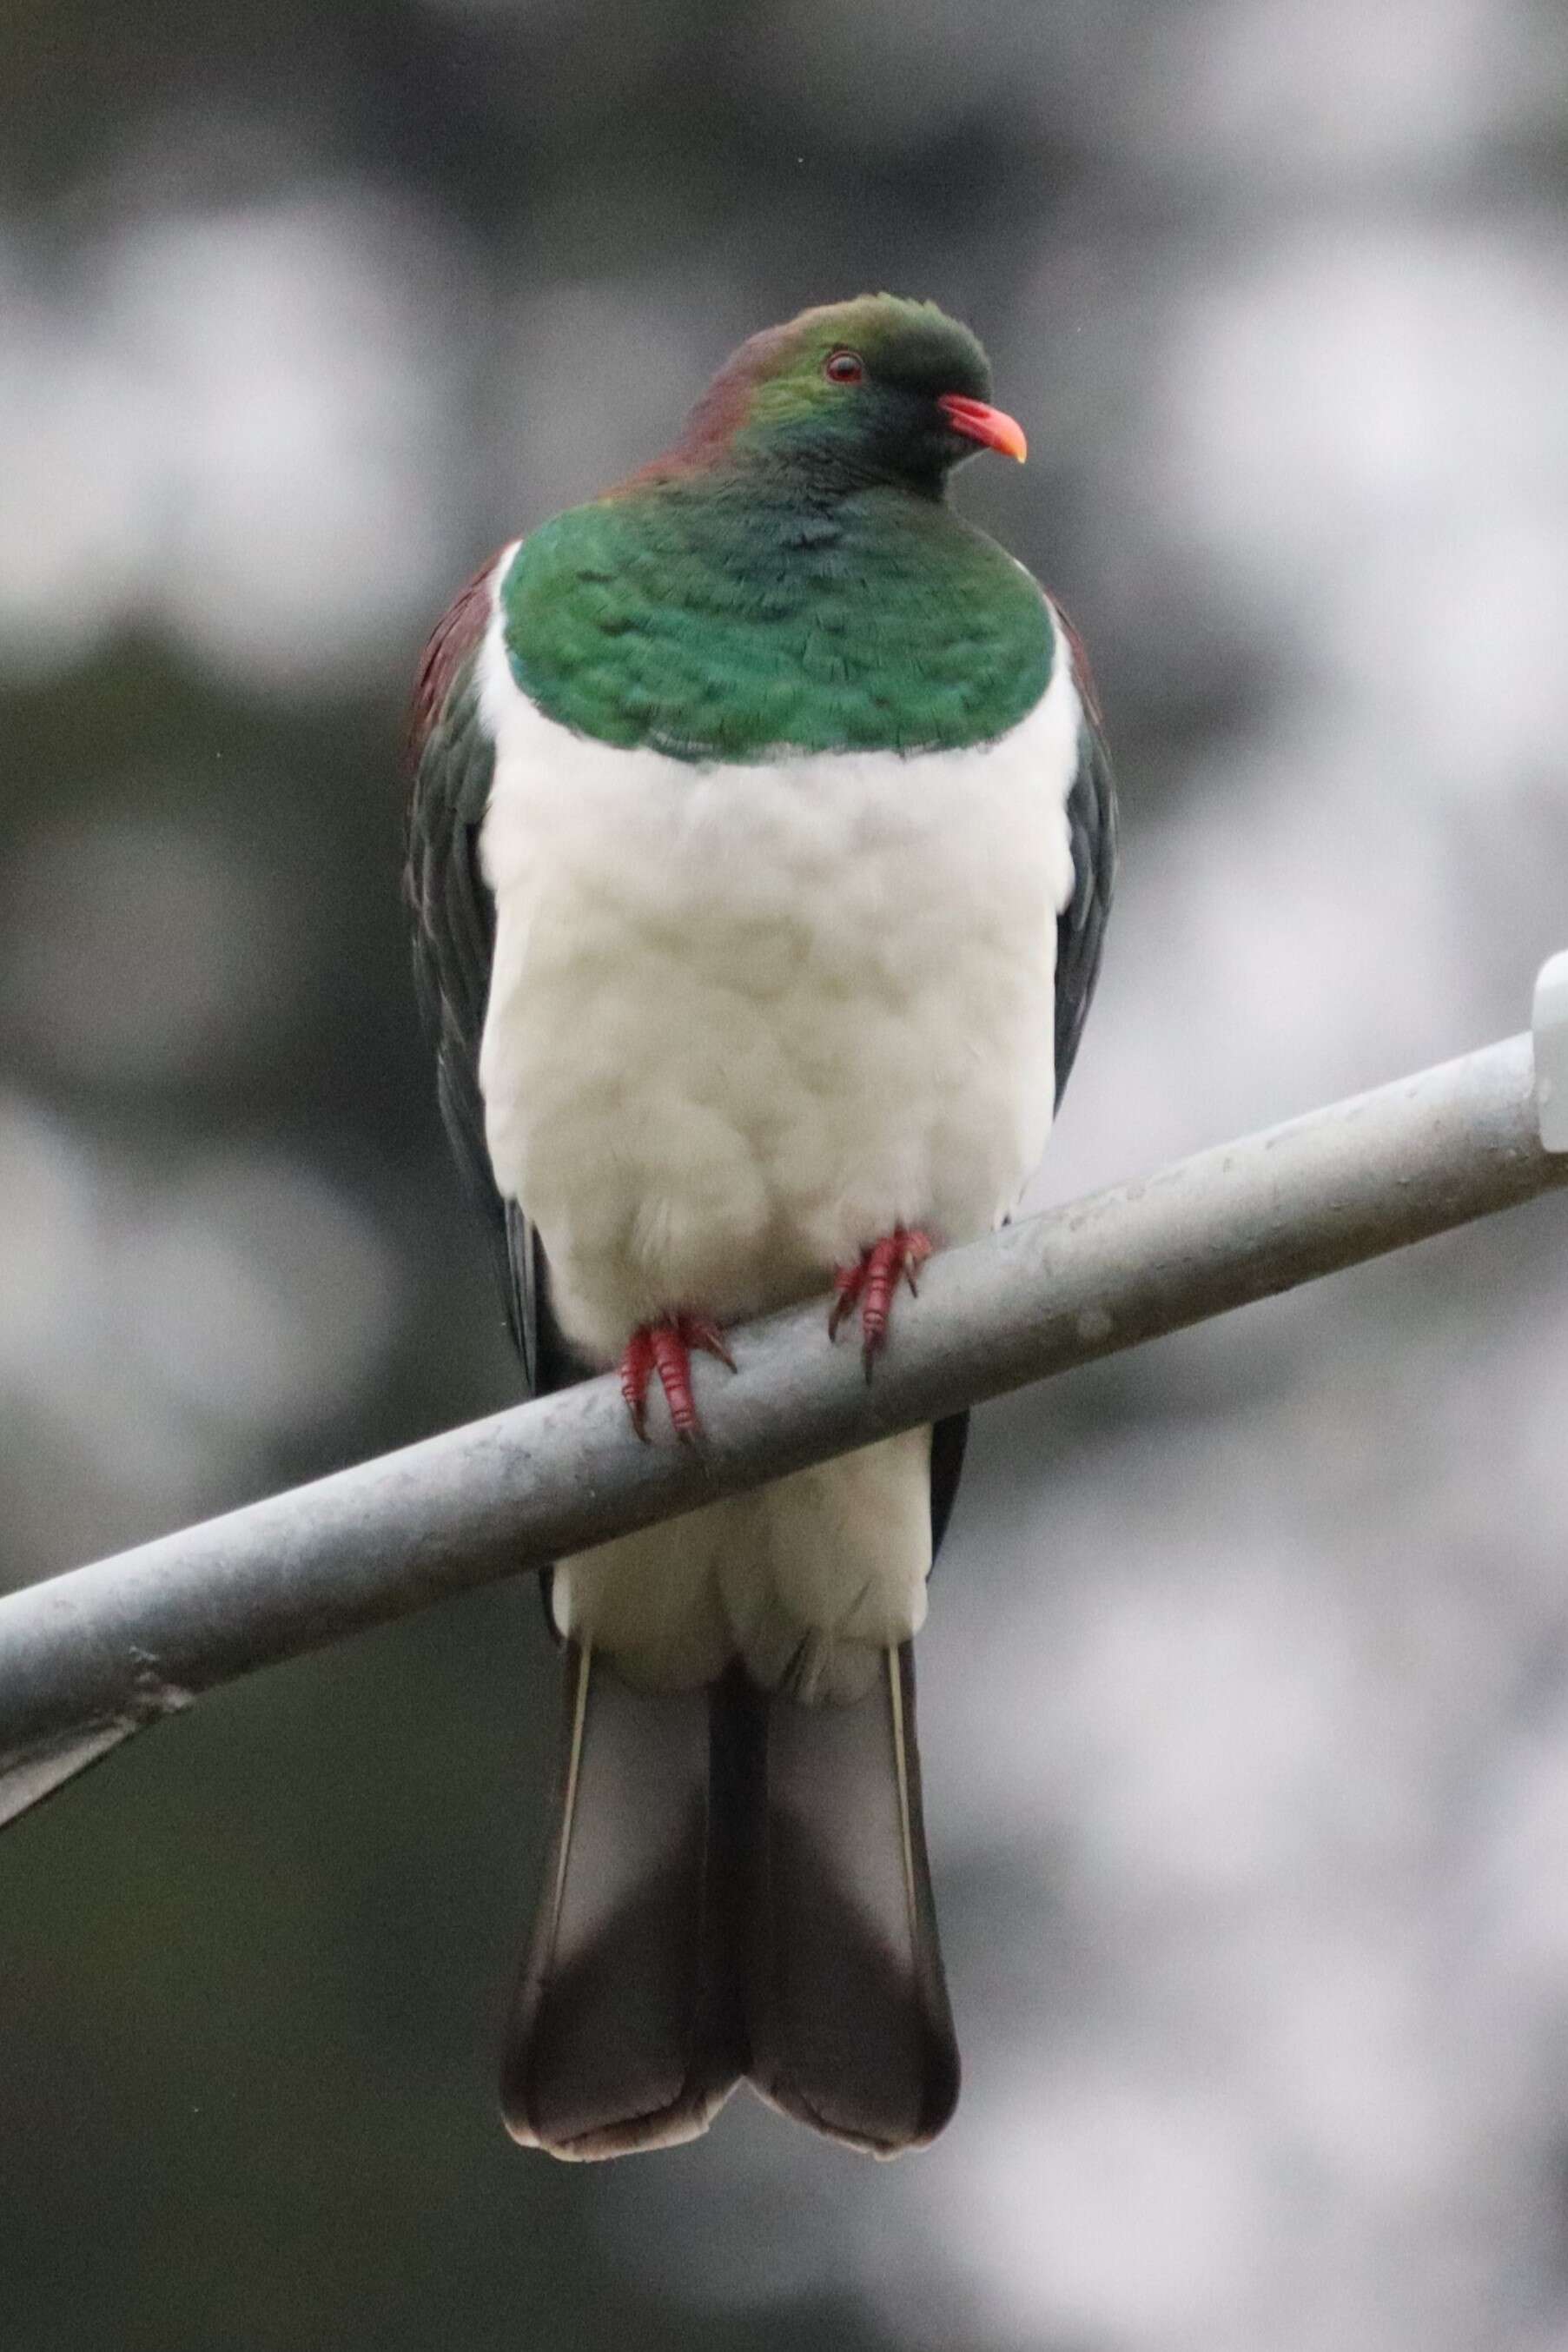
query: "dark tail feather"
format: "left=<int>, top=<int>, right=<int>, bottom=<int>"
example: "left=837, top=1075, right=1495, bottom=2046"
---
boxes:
left=743, top=1641, right=960, bottom=2156
left=500, top=1645, right=747, bottom=2158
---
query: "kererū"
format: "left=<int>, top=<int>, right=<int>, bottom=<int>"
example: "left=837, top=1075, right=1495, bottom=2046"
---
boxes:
left=405, top=295, right=1115, bottom=2159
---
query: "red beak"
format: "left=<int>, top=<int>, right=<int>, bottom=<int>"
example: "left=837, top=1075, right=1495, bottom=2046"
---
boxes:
left=936, top=394, right=1028, bottom=463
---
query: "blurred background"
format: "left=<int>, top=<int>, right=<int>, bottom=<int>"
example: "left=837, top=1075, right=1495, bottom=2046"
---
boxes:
left=3, top=1, right=1567, bottom=2345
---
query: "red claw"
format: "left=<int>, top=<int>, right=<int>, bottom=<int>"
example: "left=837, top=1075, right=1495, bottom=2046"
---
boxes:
left=829, top=1228, right=934, bottom=1375
left=619, top=1328, right=656, bottom=1440
left=619, top=1312, right=737, bottom=1443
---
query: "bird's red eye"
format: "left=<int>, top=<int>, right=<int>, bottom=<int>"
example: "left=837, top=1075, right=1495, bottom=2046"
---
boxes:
left=824, top=348, right=864, bottom=385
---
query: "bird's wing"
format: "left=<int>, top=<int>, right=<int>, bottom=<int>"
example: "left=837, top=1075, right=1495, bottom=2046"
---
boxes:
left=405, top=553, right=577, bottom=1395
left=930, top=612, right=1115, bottom=1561
left=1052, top=605, right=1118, bottom=1111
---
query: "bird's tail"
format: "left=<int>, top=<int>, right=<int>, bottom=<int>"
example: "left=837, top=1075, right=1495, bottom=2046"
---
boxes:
left=500, top=1643, right=747, bottom=2157
left=741, top=1642, right=959, bottom=2155
left=501, top=1640, right=957, bottom=2159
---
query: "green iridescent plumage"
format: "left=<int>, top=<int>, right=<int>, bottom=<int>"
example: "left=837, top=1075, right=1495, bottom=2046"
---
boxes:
left=500, top=487, right=1053, bottom=761
left=497, top=294, right=1055, bottom=763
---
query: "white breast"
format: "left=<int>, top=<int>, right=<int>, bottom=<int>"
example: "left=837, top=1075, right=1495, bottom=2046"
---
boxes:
left=476, top=560, right=1082, bottom=1362
left=473, top=548, right=1083, bottom=1693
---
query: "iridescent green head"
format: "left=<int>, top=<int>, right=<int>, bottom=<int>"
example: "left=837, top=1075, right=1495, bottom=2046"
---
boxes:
left=658, top=294, right=1027, bottom=494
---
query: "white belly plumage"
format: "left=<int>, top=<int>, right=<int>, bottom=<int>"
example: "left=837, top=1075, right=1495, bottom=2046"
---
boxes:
left=475, top=558, right=1082, bottom=1697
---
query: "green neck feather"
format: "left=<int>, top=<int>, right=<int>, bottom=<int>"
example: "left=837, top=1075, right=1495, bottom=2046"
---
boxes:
left=500, top=469, right=1053, bottom=764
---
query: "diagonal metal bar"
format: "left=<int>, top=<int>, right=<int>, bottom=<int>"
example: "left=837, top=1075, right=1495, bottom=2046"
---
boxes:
left=3, top=1005, right=1566, bottom=1826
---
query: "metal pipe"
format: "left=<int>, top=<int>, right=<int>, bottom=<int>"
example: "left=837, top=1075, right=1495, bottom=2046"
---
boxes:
left=3, top=1021, right=1565, bottom=1822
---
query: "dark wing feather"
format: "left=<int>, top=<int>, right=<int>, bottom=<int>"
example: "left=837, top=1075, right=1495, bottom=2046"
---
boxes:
left=406, top=555, right=579, bottom=1395
left=931, top=610, right=1115, bottom=1564
left=1052, top=606, right=1118, bottom=1110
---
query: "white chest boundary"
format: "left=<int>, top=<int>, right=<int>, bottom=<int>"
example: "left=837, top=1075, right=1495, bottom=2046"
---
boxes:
left=474, top=579, right=1084, bottom=1356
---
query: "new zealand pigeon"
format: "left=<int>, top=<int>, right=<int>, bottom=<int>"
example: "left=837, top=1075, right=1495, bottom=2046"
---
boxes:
left=405, top=295, right=1115, bottom=2160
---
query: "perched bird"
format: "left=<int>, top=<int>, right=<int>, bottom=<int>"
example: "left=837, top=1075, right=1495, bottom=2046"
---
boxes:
left=406, top=295, right=1115, bottom=2160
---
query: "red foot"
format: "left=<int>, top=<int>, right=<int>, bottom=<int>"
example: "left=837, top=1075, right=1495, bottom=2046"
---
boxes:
left=619, top=1313, right=737, bottom=1443
left=829, top=1229, right=934, bottom=1375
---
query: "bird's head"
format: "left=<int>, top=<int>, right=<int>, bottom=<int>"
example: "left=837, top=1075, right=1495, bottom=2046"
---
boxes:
left=669, top=295, right=1026, bottom=494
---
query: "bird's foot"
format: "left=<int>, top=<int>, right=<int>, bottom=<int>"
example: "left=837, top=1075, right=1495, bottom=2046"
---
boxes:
left=619, top=1313, right=737, bottom=1443
left=828, top=1229, right=934, bottom=1375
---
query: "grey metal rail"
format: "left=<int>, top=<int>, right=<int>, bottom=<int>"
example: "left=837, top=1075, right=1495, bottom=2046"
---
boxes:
left=4, top=956, right=1567, bottom=1826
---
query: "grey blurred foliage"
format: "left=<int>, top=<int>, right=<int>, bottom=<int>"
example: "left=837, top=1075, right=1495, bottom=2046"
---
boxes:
left=2, top=0, right=1567, bottom=2345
